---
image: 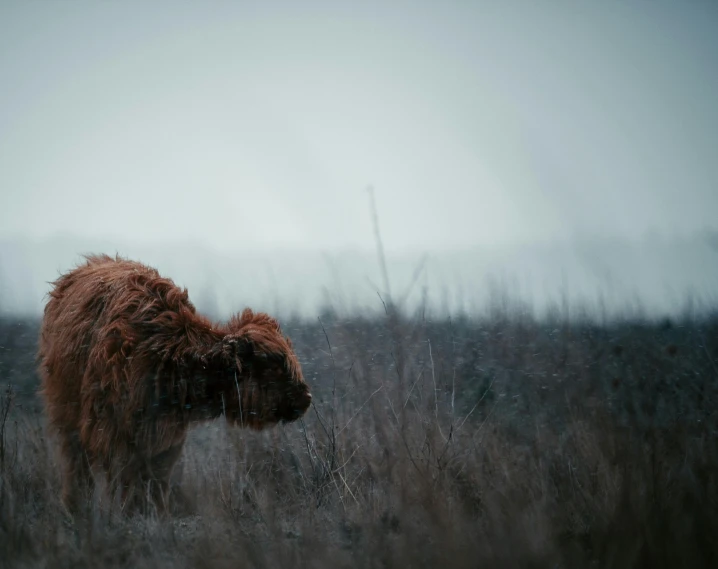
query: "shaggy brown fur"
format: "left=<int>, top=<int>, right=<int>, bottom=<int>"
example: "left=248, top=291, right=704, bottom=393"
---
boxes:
left=37, top=254, right=311, bottom=514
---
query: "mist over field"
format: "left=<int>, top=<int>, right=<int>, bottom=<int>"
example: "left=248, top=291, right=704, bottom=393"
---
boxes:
left=1, top=231, right=718, bottom=321
left=1, top=0, right=718, bottom=325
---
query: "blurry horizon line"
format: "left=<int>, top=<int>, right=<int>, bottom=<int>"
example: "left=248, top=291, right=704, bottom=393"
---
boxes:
left=1, top=225, right=717, bottom=257
left=1, top=228, right=717, bottom=323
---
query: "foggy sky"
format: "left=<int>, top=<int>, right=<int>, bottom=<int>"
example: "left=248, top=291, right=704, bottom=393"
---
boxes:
left=2, top=0, right=717, bottom=254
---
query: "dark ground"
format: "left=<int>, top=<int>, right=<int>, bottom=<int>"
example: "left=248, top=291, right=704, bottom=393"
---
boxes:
left=1, top=304, right=717, bottom=568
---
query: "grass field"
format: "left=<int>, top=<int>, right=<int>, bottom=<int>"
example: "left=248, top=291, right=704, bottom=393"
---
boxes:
left=1, top=302, right=717, bottom=568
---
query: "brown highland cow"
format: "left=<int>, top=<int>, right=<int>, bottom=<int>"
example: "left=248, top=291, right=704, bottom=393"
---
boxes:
left=37, top=254, right=311, bottom=514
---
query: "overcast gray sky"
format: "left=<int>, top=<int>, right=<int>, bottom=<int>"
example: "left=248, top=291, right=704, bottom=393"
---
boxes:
left=2, top=0, right=717, bottom=255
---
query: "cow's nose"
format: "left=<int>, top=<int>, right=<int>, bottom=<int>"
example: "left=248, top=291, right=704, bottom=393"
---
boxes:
left=296, top=390, right=312, bottom=411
